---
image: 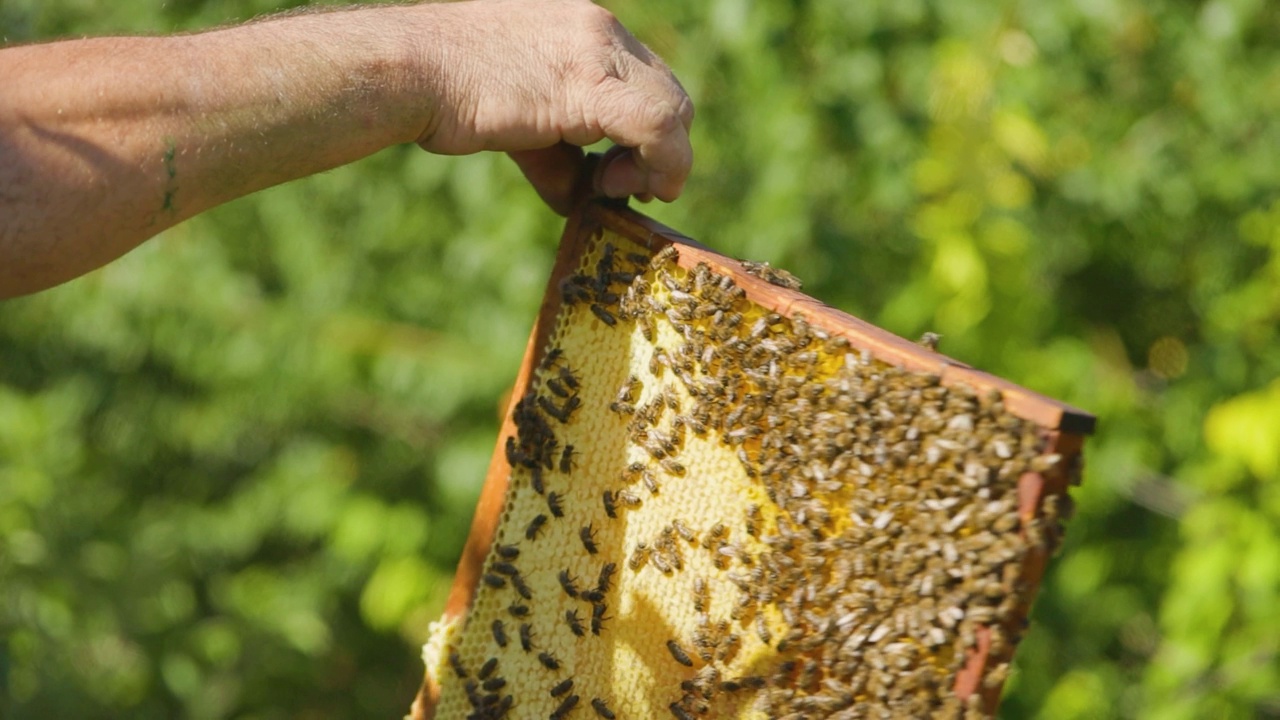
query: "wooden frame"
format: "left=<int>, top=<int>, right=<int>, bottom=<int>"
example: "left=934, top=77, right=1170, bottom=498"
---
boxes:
left=411, top=197, right=1094, bottom=719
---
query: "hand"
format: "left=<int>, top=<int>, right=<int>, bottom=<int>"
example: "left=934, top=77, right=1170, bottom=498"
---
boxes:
left=413, top=0, right=694, bottom=214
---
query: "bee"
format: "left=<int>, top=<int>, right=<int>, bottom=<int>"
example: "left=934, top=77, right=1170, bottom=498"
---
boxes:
left=745, top=504, right=762, bottom=537
left=651, top=551, right=673, bottom=574
left=616, top=490, right=642, bottom=508
left=547, top=377, right=571, bottom=398
left=508, top=602, right=530, bottom=618
left=491, top=619, right=508, bottom=647
left=756, top=615, right=773, bottom=646
left=539, top=396, right=576, bottom=423
left=550, top=678, right=575, bottom=698
left=504, top=436, right=520, bottom=466
left=581, top=588, right=605, bottom=603
left=482, top=573, right=506, bottom=589
left=641, top=440, right=666, bottom=460
left=717, top=633, right=741, bottom=663
left=531, top=466, right=546, bottom=495
left=580, top=524, right=598, bottom=554
left=596, top=562, right=617, bottom=593
left=558, top=570, right=580, bottom=598
left=628, top=543, right=650, bottom=571
left=691, top=577, right=708, bottom=613
left=541, top=347, right=564, bottom=369
left=669, top=702, right=695, bottom=720
left=550, top=694, right=579, bottom=720
left=598, top=242, right=616, bottom=273
left=602, top=490, right=618, bottom=519
left=557, top=365, right=580, bottom=391
left=565, top=609, right=586, bottom=637
left=495, top=543, right=520, bottom=560
left=672, top=519, right=696, bottom=543
left=559, top=445, right=577, bottom=473
left=520, top=623, right=535, bottom=652
left=538, top=651, right=562, bottom=671
left=590, top=303, right=618, bottom=327
left=590, top=603, right=610, bottom=635
left=482, top=677, right=507, bottom=693
left=526, top=514, right=548, bottom=540
left=651, top=245, right=678, bottom=269
left=642, top=470, right=660, bottom=494
left=547, top=491, right=565, bottom=518
left=448, top=649, right=467, bottom=678
left=660, top=458, right=686, bottom=476
left=478, top=657, right=498, bottom=680
left=918, top=332, right=941, bottom=351
left=591, top=698, right=617, bottom=719
left=511, top=573, right=533, bottom=600
left=662, top=385, right=681, bottom=410
left=666, top=639, right=694, bottom=667
left=491, top=561, right=519, bottom=577
left=639, top=315, right=656, bottom=342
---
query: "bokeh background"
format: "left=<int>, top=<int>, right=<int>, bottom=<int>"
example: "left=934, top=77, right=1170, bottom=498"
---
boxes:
left=3, top=0, right=1279, bottom=718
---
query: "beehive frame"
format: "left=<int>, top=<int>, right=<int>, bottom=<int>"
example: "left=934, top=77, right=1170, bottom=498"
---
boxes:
left=410, top=199, right=1094, bottom=720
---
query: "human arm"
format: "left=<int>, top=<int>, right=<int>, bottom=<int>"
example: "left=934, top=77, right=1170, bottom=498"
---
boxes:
left=0, top=0, right=693, bottom=299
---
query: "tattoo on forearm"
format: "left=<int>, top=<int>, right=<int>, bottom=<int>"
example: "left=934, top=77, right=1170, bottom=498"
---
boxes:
left=161, top=137, right=177, bottom=213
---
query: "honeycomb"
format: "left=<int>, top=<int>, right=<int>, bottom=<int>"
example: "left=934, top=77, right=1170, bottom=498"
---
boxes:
left=413, top=208, right=1090, bottom=720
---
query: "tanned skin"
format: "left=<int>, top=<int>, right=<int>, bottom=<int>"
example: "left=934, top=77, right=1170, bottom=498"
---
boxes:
left=0, top=0, right=694, bottom=299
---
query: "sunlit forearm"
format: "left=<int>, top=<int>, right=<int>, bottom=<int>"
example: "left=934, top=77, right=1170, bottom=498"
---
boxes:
left=0, top=8, right=431, bottom=299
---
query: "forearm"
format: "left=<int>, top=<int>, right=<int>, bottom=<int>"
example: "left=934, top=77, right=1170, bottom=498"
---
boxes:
left=0, top=7, right=433, bottom=298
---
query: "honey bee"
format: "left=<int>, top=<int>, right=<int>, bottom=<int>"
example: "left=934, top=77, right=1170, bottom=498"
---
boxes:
left=591, top=603, right=610, bottom=635
left=546, top=377, right=571, bottom=398
left=550, top=693, right=579, bottom=720
left=590, top=303, right=618, bottom=327
left=666, top=639, right=694, bottom=667
left=490, top=562, right=518, bottom=577
left=550, top=678, right=574, bottom=697
left=602, top=490, right=618, bottom=518
left=691, top=577, right=708, bottom=613
left=651, top=245, right=678, bottom=269
left=616, top=490, right=642, bottom=508
left=511, top=573, right=532, bottom=600
left=669, top=702, right=695, bottom=720
left=491, top=619, right=508, bottom=647
left=558, top=569, right=580, bottom=598
left=565, top=609, right=586, bottom=637
left=628, top=543, right=650, bottom=571
left=448, top=649, right=467, bottom=678
left=580, top=524, right=598, bottom=554
left=477, top=657, right=498, bottom=680
left=745, top=504, right=762, bottom=537
left=651, top=552, right=672, bottom=574
left=596, top=562, right=617, bottom=593
left=660, top=458, right=686, bottom=476
left=672, top=519, right=696, bottom=543
left=525, top=514, right=548, bottom=540
left=547, top=491, right=564, bottom=518
left=495, top=543, right=519, bottom=560
left=590, top=697, right=617, bottom=719
left=507, top=602, right=529, bottom=618
left=520, top=623, right=535, bottom=652
left=482, top=573, right=506, bottom=589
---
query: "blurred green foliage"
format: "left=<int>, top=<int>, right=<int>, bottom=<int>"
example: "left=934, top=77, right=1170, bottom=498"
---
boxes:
left=2, top=0, right=1279, bottom=718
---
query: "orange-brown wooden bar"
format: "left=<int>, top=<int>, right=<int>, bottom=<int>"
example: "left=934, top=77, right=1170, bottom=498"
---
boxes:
left=411, top=197, right=1095, bottom=719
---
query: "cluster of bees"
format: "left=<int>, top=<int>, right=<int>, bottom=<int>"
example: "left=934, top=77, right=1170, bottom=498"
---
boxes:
left=426, top=231, right=1076, bottom=720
